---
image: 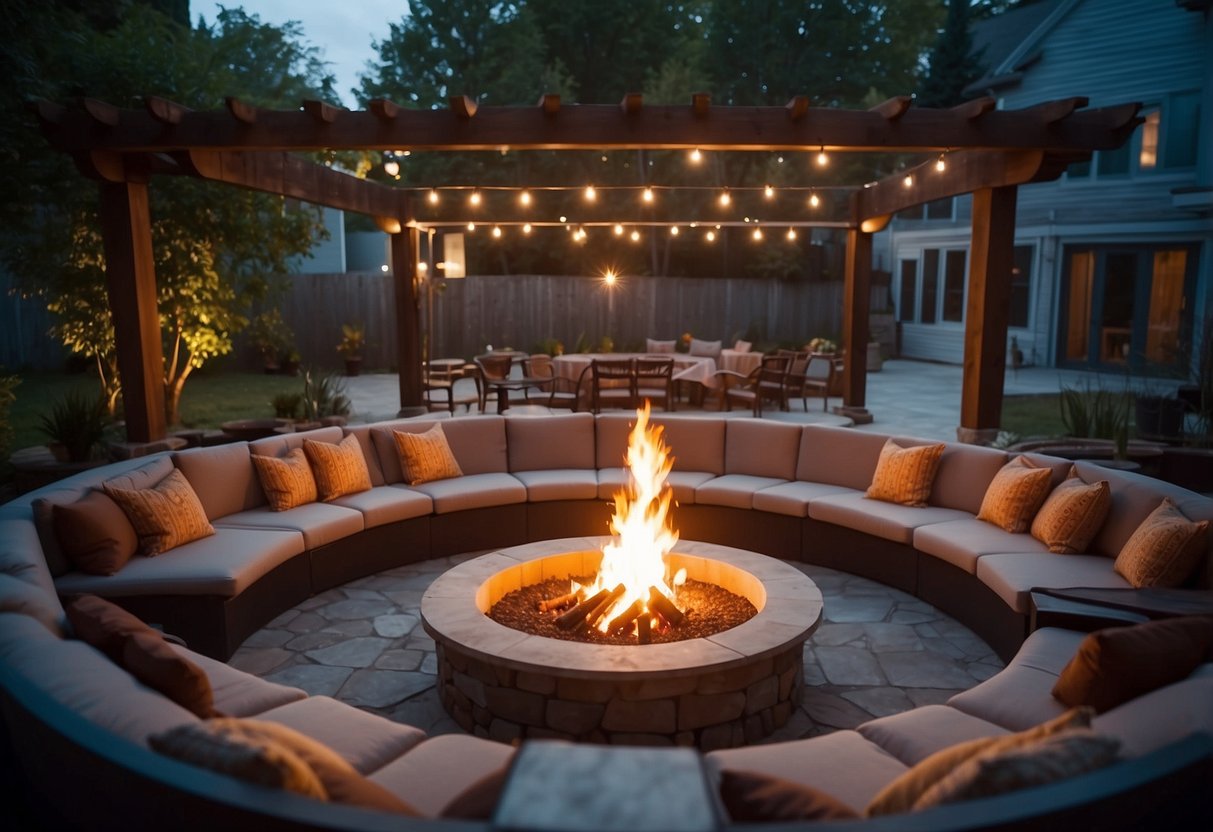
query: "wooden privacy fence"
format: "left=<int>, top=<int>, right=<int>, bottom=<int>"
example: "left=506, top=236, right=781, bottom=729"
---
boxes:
left=261, top=273, right=890, bottom=371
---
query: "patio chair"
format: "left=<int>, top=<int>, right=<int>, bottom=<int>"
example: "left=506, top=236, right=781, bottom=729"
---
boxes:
left=422, top=365, right=478, bottom=415
left=777, top=349, right=812, bottom=411
left=523, top=354, right=583, bottom=410
left=716, top=354, right=791, bottom=417
left=797, top=354, right=837, bottom=412
left=474, top=353, right=546, bottom=413
left=589, top=358, right=636, bottom=414
left=634, top=357, right=675, bottom=412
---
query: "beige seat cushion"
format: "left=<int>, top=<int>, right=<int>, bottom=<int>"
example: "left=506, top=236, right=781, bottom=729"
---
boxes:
left=304, top=435, right=373, bottom=501
left=175, top=644, right=306, bottom=717
left=809, top=492, right=971, bottom=545
left=256, top=695, right=426, bottom=774
left=977, top=456, right=1054, bottom=533
left=597, top=468, right=713, bottom=504
left=332, top=486, right=434, bottom=528
left=1113, top=498, right=1210, bottom=588
left=216, top=502, right=365, bottom=550
left=913, top=518, right=1048, bottom=574
left=865, top=440, right=945, bottom=507
left=369, top=734, right=516, bottom=817
left=696, top=474, right=789, bottom=510
left=1030, top=471, right=1111, bottom=554
left=407, top=472, right=527, bottom=514
left=1094, top=672, right=1213, bottom=757
left=394, top=425, right=463, bottom=485
left=104, top=468, right=215, bottom=556
left=251, top=448, right=318, bottom=512
left=513, top=470, right=599, bottom=502
left=975, top=552, right=1131, bottom=613
left=858, top=704, right=1009, bottom=766
left=751, top=481, right=856, bottom=517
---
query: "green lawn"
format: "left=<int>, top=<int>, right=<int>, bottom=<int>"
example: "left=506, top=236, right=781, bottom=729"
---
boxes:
left=1000, top=394, right=1066, bottom=441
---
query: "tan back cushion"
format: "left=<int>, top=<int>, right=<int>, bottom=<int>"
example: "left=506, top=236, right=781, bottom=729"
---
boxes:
left=394, top=425, right=464, bottom=485
left=173, top=443, right=265, bottom=520
left=866, top=707, right=1093, bottom=816
left=924, top=441, right=1010, bottom=514
left=797, top=427, right=891, bottom=489
left=103, top=468, right=215, bottom=556
left=977, top=456, right=1054, bottom=533
left=645, top=339, right=676, bottom=354
left=52, top=491, right=138, bottom=576
left=303, top=434, right=372, bottom=501
left=1113, top=498, right=1210, bottom=588
left=725, top=419, right=801, bottom=479
left=251, top=448, right=319, bottom=511
left=865, top=439, right=945, bottom=507
left=1030, top=470, right=1111, bottom=554
left=506, top=412, right=595, bottom=472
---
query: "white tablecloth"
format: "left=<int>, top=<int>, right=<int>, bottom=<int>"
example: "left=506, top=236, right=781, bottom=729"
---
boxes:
left=552, top=353, right=721, bottom=391
left=719, top=349, right=762, bottom=375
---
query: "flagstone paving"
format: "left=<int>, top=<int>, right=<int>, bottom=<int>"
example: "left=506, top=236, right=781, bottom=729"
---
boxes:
left=231, top=553, right=1003, bottom=744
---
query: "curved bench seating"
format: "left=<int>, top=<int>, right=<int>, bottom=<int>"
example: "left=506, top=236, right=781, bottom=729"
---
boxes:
left=2, top=411, right=1211, bottom=829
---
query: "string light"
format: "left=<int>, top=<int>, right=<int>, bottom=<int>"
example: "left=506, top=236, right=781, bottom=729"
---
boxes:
left=689, top=148, right=702, bottom=164
left=903, top=174, right=914, bottom=188
left=630, top=230, right=641, bottom=242
left=383, top=157, right=400, bottom=177
left=752, top=227, right=764, bottom=241
left=603, top=269, right=617, bottom=286
left=642, top=187, right=654, bottom=203
left=718, top=189, right=732, bottom=207
left=786, top=228, right=797, bottom=241
left=809, top=192, right=820, bottom=208
left=670, top=226, right=680, bottom=236
left=705, top=230, right=716, bottom=242
left=491, top=225, right=502, bottom=238
left=469, top=190, right=482, bottom=206
left=816, top=146, right=828, bottom=167
left=428, top=189, right=440, bottom=204
left=466, top=222, right=476, bottom=232
left=522, top=223, right=532, bottom=234
left=935, top=153, right=947, bottom=172
left=584, top=185, right=597, bottom=201
left=519, top=190, right=532, bottom=206
left=614, top=223, right=624, bottom=236
left=764, top=184, right=775, bottom=199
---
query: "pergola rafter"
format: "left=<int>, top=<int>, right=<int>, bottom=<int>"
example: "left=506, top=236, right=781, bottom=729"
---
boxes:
left=35, top=93, right=1141, bottom=443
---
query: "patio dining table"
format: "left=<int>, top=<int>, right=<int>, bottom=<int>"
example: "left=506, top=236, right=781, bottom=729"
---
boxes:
left=552, top=353, right=719, bottom=409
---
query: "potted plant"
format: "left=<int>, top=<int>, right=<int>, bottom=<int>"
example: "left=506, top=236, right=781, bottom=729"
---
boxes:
left=249, top=310, right=295, bottom=375
left=337, top=323, right=365, bottom=376
left=38, top=389, right=110, bottom=463
left=302, top=369, right=352, bottom=428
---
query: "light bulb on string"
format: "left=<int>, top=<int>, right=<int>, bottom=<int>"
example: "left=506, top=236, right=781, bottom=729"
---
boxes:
left=689, top=148, right=702, bottom=164
left=642, top=187, right=654, bottom=203
left=519, top=190, right=532, bottom=206
left=903, top=174, right=914, bottom=188
left=427, top=188, right=440, bottom=205
left=630, top=230, right=641, bottom=242
left=786, top=228, right=797, bottom=241
left=383, top=157, right=400, bottom=177
left=935, top=153, right=947, bottom=172
left=522, top=223, right=532, bottom=235
left=602, top=269, right=617, bottom=286
left=718, top=189, right=732, bottom=207
left=809, top=192, right=821, bottom=208
left=491, top=226, right=502, bottom=239
left=466, top=222, right=476, bottom=232
left=705, top=230, right=716, bottom=243
left=816, top=146, right=828, bottom=167
left=584, top=185, right=597, bottom=201
left=614, top=223, right=624, bottom=236
left=752, top=227, right=763, bottom=241
left=469, top=190, right=482, bottom=207
left=670, top=226, right=680, bottom=236
left=764, top=184, right=775, bottom=199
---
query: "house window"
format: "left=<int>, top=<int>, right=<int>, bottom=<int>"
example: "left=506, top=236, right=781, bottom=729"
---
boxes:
left=898, top=259, right=917, bottom=323
left=1139, top=110, right=1160, bottom=169
left=942, top=250, right=967, bottom=323
left=1165, top=91, right=1200, bottom=168
left=925, top=198, right=954, bottom=220
left=1009, top=245, right=1034, bottom=329
left=921, top=249, right=939, bottom=324
left=1098, top=141, right=1130, bottom=177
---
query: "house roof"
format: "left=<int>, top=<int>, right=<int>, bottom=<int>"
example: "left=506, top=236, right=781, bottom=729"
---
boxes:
left=964, top=0, right=1070, bottom=96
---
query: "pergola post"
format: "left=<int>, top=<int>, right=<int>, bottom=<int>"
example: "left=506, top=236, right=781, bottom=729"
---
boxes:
left=389, top=224, right=424, bottom=415
left=98, top=180, right=167, bottom=442
left=958, top=185, right=1019, bottom=443
left=838, top=227, right=873, bottom=424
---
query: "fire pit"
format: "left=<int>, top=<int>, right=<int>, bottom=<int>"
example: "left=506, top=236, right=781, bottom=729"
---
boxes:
left=421, top=407, right=822, bottom=749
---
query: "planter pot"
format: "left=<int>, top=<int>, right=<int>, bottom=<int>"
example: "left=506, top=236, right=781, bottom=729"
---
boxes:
left=344, top=357, right=363, bottom=377
left=1135, top=396, right=1185, bottom=439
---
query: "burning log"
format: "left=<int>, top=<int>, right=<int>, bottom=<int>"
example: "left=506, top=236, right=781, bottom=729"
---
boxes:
left=636, top=616, right=651, bottom=644
left=539, top=590, right=582, bottom=613
left=648, top=586, right=685, bottom=627
left=607, top=599, right=645, bottom=634
left=555, top=587, right=610, bottom=630
left=583, top=584, right=627, bottom=631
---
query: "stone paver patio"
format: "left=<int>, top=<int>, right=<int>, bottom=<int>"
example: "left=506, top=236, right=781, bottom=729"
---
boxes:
left=231, top=553, right=1003, bottom=743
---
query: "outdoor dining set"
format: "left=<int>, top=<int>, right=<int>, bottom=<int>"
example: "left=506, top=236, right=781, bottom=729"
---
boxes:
left=422, top=342, right=843, bottom=417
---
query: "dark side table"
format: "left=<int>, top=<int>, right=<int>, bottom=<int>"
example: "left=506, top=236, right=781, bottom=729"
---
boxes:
left=1029, top=587, right=1213, bottom=633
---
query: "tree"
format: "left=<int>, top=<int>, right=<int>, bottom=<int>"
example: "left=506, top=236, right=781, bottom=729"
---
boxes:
left=918, top=0, right=986, bottom=108
left=2, top=5, right=332, bottom=425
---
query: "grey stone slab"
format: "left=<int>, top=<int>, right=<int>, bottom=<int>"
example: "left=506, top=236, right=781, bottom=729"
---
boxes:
left=815, top=645, right=887, bottom=686
left=229, top=647, right=293, bottom=676
left=809, top=622, right=867, bottom=647
left=285, top=611, right=327, bottom=633
left=823, top=597, right=894, bottom=624
left=284, top=631, right=346, bottom=652
left=342, top=588, right=387, bottom=601
left=240, top=628, right=294, bottom=649
left=323, top=620, right=375, bottom=637
left=383, top=589, right=426, bottom=607
left=338, top=669, right=434, bottom=709
left=265, top=609, right=300, bottom=629
left=906, top=688, right=964, bottom=708
left=890, top=609, right=938, bottom=625
left=319, top=598, right=396, bottom=620
left=862, top=623, right=924, bottom=653
left=264, top=663, right=352, bottom=696
left=373, top=613, right=420, bottom=638
left=420, top=652, right=438, bottom=675
left=921, top=636, right=966, bottom=660
left=375, top=649, right=425, bottom=671
left=306, top=637, right=392, bottom=668
left=801, top=689, right=873, bottom=730
left=878, top=651, right=979, bottom=689
left=388, top=687, right=453, bottom=731
left=840, top=686, right=916, bottom=719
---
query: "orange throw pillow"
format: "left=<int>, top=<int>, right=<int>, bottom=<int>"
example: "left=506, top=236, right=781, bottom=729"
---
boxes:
left=252, top=447, right=318, bottom=511
left=394, top=424, right=463, bottom=485
left=976, top=456, right=1054, bottom=533
left=303, top=434, right=372, bottom=501
left=865, top=439, right=945, bottom=507
left=1029, top=470, right=1110, bottom=554
left=52, top=490, right=139, bottom=575
left=103, top=468, right=214, bottom=556
left=1113, top=498, right=1209, bottom=588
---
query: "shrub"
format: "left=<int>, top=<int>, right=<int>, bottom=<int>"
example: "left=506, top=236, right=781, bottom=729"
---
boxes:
left=302, top=369, right=351, bottom=420
left=38, top=389, right=110, bottom=462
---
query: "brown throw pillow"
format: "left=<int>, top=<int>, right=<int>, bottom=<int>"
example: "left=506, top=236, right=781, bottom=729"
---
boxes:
left=976, top=456, right=1054, bottom=533
left=303, top=434, right=372, bottom=501
left=251, top=447, right=318, bottom=511
left=103, top=468, right=215, bottom=556
left=913, top=730, right=1120, bottom=810
left=1113, top=498, right=1210, bottom=588
left=719, top=770, right=859, bottom=822
left=1029, top=469, right=1111, bottom=554
left=150, top=719, right=420, bottom=814
left=1052, top=616, right=1213, bottom=713
left=65, top=595, right=218, bottom=717
left=394, top=424, right=463, bottom=485
left=865, top=707, right=1092, bottom=816
left=865, top=439, right=946, bottom=507
left=52, top=490, right=139, bottom=575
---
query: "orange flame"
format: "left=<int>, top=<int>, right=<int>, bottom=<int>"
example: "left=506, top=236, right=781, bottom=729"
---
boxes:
left=582, top=403, right=682, bottom=632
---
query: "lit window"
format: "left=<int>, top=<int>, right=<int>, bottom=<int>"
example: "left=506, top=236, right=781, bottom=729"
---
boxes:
left=1139, top=110, right=1159, bottom=170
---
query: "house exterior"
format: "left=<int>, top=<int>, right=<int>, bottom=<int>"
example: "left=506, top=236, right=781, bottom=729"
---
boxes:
left=875, top=0, right=1212, bottom=379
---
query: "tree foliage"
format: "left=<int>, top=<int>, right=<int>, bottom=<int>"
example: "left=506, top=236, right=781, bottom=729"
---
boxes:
left=1, top=5, right=333, bottom=425
left=918, top=0, right=986, bottom=108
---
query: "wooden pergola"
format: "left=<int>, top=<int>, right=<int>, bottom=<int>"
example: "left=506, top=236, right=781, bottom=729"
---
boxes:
left=36, top=93, right=1140, bottom=443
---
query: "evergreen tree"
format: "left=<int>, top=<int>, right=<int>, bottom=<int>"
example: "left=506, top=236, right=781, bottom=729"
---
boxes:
left=917, top=0, right=986, bottom=108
